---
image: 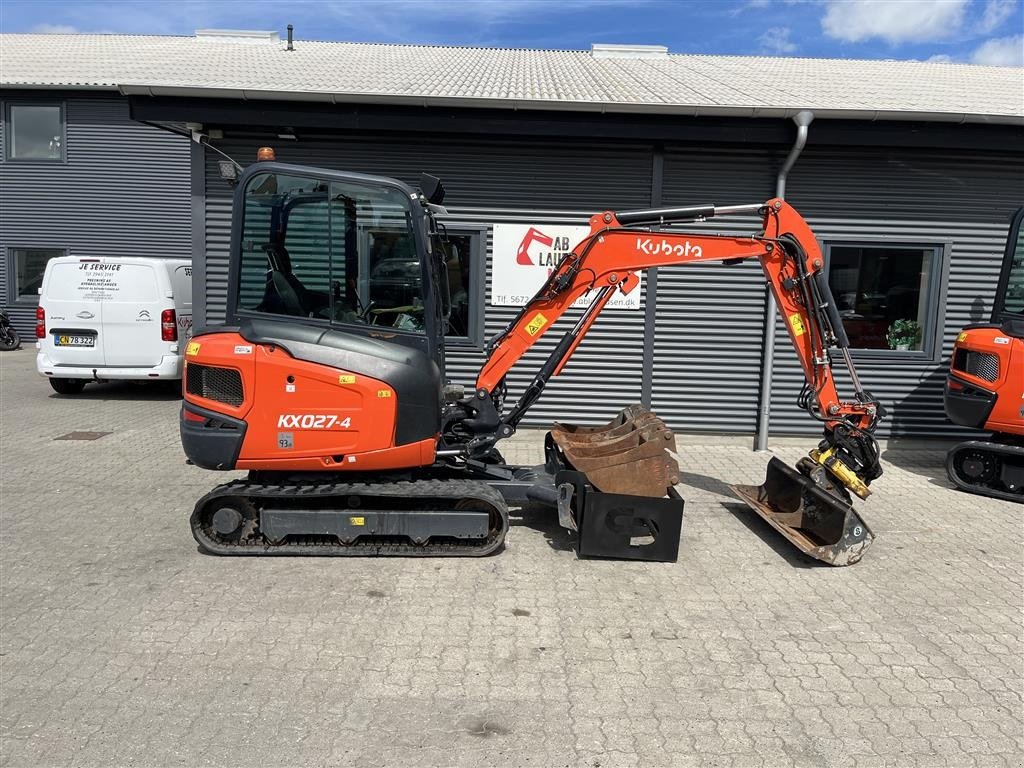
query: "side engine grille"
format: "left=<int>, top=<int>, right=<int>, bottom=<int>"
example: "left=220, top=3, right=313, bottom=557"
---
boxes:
left=186, top=364, right=244, bottom=406
left=953, top=349, right=999, bottom=383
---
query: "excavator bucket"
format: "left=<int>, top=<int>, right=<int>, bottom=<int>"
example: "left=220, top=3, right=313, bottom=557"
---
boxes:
left=550, top=406, right=680, bottom=497
left=547, top=405, right=684, bottom=561
left=730, top=457, right=874, bottom=566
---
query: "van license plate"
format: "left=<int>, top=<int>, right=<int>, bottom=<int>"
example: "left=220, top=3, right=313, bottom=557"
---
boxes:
left=54, top=334, right=96, bottom=347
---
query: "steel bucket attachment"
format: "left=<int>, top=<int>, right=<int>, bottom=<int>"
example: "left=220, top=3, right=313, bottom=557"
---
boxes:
left=730, top=457, right=874, bottom=566
left=549, top=405, right=680, bottom=498
left=546, top=406, right=684, bottom=562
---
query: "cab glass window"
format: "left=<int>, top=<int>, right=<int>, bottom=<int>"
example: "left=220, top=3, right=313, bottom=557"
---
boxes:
left=236, top=172, right=424, bottom=332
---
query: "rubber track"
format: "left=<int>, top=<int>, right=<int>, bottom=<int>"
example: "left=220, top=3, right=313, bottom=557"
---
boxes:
left=946, top=440, right=1024, bottom=503
left=191, top=477, right=510, bottom=556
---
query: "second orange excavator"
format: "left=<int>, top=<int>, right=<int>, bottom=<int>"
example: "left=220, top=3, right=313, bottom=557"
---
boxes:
left=945, top=207, right=1024, bottom=502
left=180, top=157, right=885, bottom=565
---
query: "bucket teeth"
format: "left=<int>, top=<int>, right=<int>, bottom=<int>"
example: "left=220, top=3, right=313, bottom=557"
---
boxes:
left=550, top=405, right=679, bottom=498
left=730, top=457, right=874, bottom=566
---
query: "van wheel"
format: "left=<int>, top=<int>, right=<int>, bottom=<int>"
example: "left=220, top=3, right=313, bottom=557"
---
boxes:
left=49, top=378, right=87, bottom=395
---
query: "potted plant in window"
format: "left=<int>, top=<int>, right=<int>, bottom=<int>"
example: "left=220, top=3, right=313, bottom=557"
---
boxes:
left=887, top=319, right=922, bottom=351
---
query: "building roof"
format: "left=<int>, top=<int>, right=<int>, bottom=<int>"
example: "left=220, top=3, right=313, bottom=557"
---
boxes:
left=2, top=32, right=1022, bottom=125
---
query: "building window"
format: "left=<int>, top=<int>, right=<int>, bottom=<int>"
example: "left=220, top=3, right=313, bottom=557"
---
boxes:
left=825, top=242, right=943, bottom=355
left=435, top=227, right=484, bottom=346
left=9, top=248, right=64, bottom=302
left=5, top=104, right=65, bottom=161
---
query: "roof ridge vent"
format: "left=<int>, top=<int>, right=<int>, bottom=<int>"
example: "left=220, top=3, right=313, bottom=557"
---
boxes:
left=591, top=43, right=668, bottom=60
left=195, top=29, right=280, bottom=42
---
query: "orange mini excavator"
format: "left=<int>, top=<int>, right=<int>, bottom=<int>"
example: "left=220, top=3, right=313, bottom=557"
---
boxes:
left=181, top=159, right=885, bottom=565
left=945, top=207, right=1024, bottom=502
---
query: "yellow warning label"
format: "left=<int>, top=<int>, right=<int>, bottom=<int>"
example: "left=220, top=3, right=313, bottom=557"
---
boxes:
left=338, top=374, right=356, bottom=385
left=957, top=331, right=967, bottom=343
left=788, top=313, right=806, bottom=337
left=377, top=389, right=392, bottom=398
left=349, top=516, right=365, bottom=526
left=185, top=342, right=201, bottom=356
left=525, top=312, right=548, bottom=337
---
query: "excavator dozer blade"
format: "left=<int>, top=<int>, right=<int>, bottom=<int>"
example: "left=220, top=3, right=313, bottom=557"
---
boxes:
left=546, top=405, right=684, bottom=562
left=730, top=457, right=874, bottom=566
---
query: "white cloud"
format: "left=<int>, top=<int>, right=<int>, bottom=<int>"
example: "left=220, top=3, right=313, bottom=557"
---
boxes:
left=925, top=53, right=955, bottom=62
left=30, top=23, right=80, bottom=34
left=759, top=26, right=797, bottom=54
left=821, top=0, right=968, bottom=43
left=971, top=34, right=1024, bottom=65
left=977, top=0, right=1017, bottom=34
left=730, top=0, right=770, bottom=16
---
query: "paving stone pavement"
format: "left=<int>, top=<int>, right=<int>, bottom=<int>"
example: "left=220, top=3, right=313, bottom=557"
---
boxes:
left=0, top=347, right=1021, bottom=768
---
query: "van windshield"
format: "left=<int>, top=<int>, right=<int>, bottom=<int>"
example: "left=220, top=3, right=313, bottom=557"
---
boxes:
left=236, top=172, right=425, bottom=333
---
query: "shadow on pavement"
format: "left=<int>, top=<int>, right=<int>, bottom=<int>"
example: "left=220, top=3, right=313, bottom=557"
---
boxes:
left=678, top=470, right=739, bottom=500
left=512, top=502, right=574, bottom=553
left=881, top=446, right=957, bottom=492
left=721, top=502, right=824, bottom=569
left=47, top=379, right=182, bottom=402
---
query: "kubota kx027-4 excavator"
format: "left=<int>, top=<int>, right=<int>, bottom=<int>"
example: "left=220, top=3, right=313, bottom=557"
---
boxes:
left=945, top=207, right=1024, bottom=502
left=181, top=159, right=885, bottom=565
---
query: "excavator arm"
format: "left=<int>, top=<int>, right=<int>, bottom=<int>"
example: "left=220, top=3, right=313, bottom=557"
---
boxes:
left=449, top=199, right=884, bottom=561
left=479, top=199, right=877, bottom=431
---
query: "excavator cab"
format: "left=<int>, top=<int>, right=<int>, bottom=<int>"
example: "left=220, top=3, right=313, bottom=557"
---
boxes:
left=229, top=164, right=446, bottom=356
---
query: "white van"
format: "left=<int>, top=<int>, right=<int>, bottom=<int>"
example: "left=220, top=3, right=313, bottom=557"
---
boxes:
left=36, top=256, right=193, bottom=394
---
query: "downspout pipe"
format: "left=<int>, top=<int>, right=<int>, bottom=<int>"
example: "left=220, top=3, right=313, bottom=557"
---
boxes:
left=755, top=110, right=814, bottom=451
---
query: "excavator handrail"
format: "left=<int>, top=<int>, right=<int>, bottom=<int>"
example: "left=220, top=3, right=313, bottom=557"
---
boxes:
left=613, top=201, right=764, bottom=225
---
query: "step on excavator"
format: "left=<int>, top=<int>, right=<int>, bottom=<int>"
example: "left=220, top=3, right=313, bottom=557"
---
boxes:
left=945, top=207, right=1024, bottom=502
left=180, top=156, right=885, bottom=565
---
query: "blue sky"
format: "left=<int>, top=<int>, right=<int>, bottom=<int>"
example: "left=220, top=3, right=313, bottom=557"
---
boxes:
left=1, top=0, right=1021, bottom=65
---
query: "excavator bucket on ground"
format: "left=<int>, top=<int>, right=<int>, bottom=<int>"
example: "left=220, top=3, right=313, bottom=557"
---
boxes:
left=730, top=457, right=874, bottom=566
left=546, top=405, right=684, bottom=561
left=546, top=406, right=873, bottom=566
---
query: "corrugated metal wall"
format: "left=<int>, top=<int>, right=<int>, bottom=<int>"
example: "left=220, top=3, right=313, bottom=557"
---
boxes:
left=651, top=146, right=781, bottom=432
left=0, top=94, right=190, bottom=335
left=202, top=135, right=1023, bottom=436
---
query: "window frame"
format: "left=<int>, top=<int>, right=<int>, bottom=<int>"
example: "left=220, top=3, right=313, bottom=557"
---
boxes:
left=822, top=237, right=950, bottom=363
left=4, top=101, right=67, bottom=163
left=6, top=246, right=67, bottom=304
left=435, top=223, right=487, bottom=350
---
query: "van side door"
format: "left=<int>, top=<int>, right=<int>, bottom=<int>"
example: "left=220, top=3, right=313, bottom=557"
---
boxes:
left=101, top=262, right=169, bottom=368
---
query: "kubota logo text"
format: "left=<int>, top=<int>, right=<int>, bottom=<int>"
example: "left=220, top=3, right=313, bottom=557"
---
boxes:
left=277, top=414, right=353, bottom=429
left=636, top=237, right=703, bottom=258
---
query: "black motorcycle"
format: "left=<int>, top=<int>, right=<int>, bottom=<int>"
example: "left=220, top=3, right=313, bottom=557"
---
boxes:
left=0, top=309, right=21, bottom=351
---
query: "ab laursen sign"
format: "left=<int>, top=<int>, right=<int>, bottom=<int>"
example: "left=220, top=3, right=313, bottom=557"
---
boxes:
left=491, top=224, right=642, bottom=310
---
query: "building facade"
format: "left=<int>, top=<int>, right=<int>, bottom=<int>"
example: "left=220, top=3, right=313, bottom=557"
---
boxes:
left=2, top=33, right=1022, bottom=439
left=0, top=91, right=190, bottom=334
left=123, top=103, right=1024, bottom=437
